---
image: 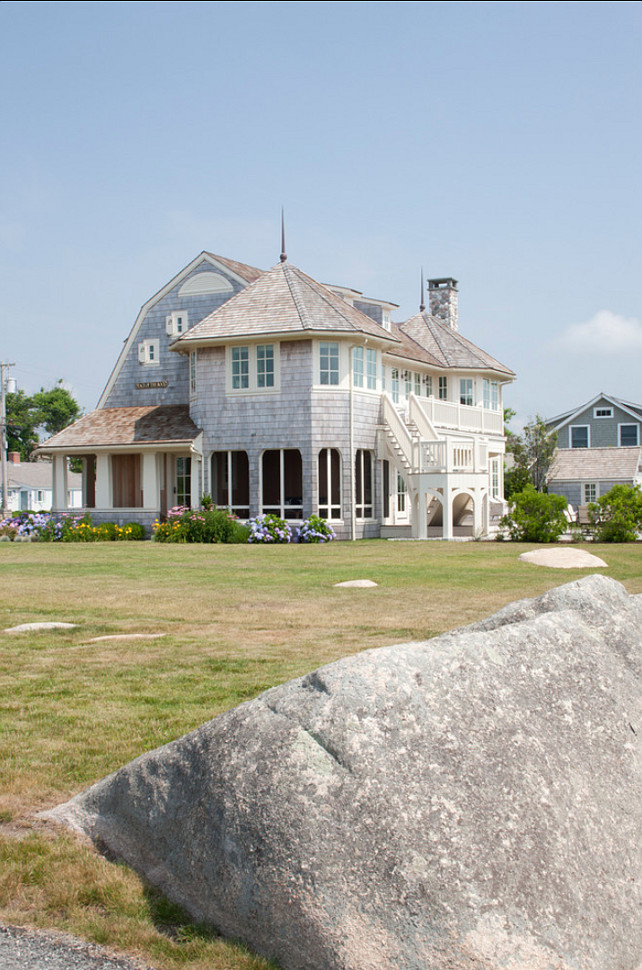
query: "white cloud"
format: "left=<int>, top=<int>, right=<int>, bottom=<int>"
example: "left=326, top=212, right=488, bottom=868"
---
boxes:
left=553, top=310, right=642, bottom=354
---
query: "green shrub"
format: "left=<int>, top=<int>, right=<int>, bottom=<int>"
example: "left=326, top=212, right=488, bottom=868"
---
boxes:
left=152, top=505, right=249, bottom=543
left=500, top=485, right=568, bottom=542
left=588, top=484, right=642, bottom=542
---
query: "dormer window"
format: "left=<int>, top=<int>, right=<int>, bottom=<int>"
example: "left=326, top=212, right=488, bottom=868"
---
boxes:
left=138, top=339, right=159, bottom=365
left=166, top=311, right=188, bottom=337
left=382, top=311, right=391, bottom=331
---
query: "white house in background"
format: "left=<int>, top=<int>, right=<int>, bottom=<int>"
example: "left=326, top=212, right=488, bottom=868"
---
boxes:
left=4, top=453, right=82, bottom=513
left=37, top=250, right=515, bottom=539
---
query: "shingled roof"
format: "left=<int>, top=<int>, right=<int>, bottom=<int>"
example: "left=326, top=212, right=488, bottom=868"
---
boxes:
left=400, top=311, right=514, bottom=376
left=174, top=262, right=401, bottom=346
left=38, top=406, right=200, bottom=452
left=549, top=446, right=642, bottom=482
left=203, top=252, right=264, bottom=284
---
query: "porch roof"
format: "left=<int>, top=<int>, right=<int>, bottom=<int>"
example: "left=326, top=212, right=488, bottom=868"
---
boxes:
left=548, top=446, right=642, bottom=482
left=36, top=406, right=201, bottom=453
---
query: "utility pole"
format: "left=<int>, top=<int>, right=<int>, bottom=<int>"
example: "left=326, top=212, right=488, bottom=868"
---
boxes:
left=0, top=362, right=16, bottom=519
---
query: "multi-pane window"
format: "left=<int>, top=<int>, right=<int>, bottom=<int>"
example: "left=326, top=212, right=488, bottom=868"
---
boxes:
left=261, top=449, right=303, bottom=519
left=318, top=448, right=341, bottom=519
left=619, top=424, right=639, bottom=446
left=594, top=407, right=613, bottom=418
left=320, top=342, right=339, bottom=385
left=355, top=449, right=373, bottom=519
left=404, top=371, right=412, bottom=399
left=570, top=425, right=589, bottom=448
left=257, top=344, right=274, bottom=388
left=424, top=374, right=433, bottom=397
left=439, top=376, right=448, bottom=400
left=189, top=351, right=197, bottom=395
left=211, top=451, right=250, bottom=518
left=483, top=379, right=498, bottom=410
left=366, top=349, right=377, bottom=389
left=397, top=473, right=407, bottom=513
left=491, top=458, right=501, bottom=499
left=460, top=379, right=473, bottom=406
left=232, top=346, right=249, bottom=389
left=391, top=368, right=400, bottom=403
left=176, top=457, right=191, bottom=507
left=584, top=482, right=597, bottom=503
left=352, top=347, right=364, bottom=388
left=414, top=373, right=421, bottom=396
left=138, top=339, right=159, bottom=365
left=166, top=311, right=188, bottom=336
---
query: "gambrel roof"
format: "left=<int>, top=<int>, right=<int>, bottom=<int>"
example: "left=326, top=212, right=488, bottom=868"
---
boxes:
left=549, top=446, right=642, bottom=482
left=399, top=311, right=514, bottom=377
left=174, top=262, right=401, bottom=347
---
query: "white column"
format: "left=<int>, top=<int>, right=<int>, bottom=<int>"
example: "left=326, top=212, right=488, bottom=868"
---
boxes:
left=95, top=454, right=111, bottom=508
left=443, top=485, right=453, bottom=540
left=52, top=455, right=68, bottom=511
left=472, top=489, right=483, bottom=536
left=142, top=452, right=158, bottom=510
left=190, top=456, right=201, bottom=509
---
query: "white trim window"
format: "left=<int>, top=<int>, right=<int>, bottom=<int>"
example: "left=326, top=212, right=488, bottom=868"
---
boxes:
left=227, top=344, right=280, bottom=393
left=391, top=368, right=400, bottom=404
left=491, top=457, right=501, bottom=499
left=396, top=472, right=407, bottom=514
left=439, top=376, right=448, bottom=400
left=424, top=374, right=433, bottom=397
left=318, top=448, right=342, bottom=519
left=261, top=449, right=303, bottom=519
left=211, top=450, right=250, bottom=518
left=584, top=482, right=597, bottom=503
left=619, top=423, right=639, bottom=446
left=166, top=310, right=188, bottom=337
left=366, top=348, right=377, bottom=390
left=355, top=449, right=373, bottom=519
left=483, top=379, right=499, bottom=410
left=413, top=372, right=421, bottom=397
left=404, top=371, right=412, bottom=399
left=352, top=347, right=364, bottom=388
left=594, top=406, right=613, bottom=419
left=319, top=342, right=340, bottom=386
left=460, top=378, right=473, bottom=406
left=189, top=351, right=197, bottom=396
left=138, top=339, right=159, bottom=365
left=570, top=425, right=590, bottom=448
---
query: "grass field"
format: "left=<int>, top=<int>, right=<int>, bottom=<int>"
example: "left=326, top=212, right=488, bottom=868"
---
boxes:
left=0, top=539, right=640, bottom=969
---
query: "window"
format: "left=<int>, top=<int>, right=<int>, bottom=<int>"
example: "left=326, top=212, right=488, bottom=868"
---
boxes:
left=584, top=482, right=597, bottom=503
left=366, top=349, right=377, bottom=390
left=382, top=460, right=390, bottom=519
left=439, top=376, right=448, bottom=400
left=414, top=372, right=421, bottom=397
left=491, top=458, right=501, bottom=499
left=594, top=407, right=613, bottom=419
left=261, top=449, right=302, bottom=519
left=397, top=473, right=407, bottom=513
left=166, top=311, right=188, bottom=337
left=138, top=339, right=159, bottom=365
left=319, top=342, right=339, bottom=385
left=211, top=451, right=249, bottom=518
left=189, top=351, right=197, bottom=395
left=460, top=379, right=473, bottom=406
left=404, top=371, right=412, bottom=399
left=228, top=344, right=279, bottom=393
left=352, top=347, right=364, bottom=387
left=391, top=368, right=400, bottom=403
left=424, top=374, right=433, bottom=397
left=355, top=449, right=373, bottom=518
left=318, top=448, right=341, bottom=519
left=257, top=344, right=274, bottom=388
left=176, top=457, right=191, bottom=507
left=619, top=424, right=639, bottom=446
left=483, top=379, right=500, bottom=410
left=380, top=363, right=386, bottom=393
left=570, top=425, right=589, bottom=448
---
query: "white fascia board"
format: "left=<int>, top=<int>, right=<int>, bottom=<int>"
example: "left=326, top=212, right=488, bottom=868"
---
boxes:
left=173, top=328, right=401, bottom=353
left=97, top=253, right=254, bottom=408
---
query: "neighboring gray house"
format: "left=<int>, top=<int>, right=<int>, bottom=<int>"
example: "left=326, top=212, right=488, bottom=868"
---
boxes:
left=546, top=393, right=642, bottom=505
left=38, top=251, right=514, bottom=539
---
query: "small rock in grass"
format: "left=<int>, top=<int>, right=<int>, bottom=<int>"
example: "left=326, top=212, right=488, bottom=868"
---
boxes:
left=333, top=579, right=378, bottom=588
left=4, top=622, right=78, bottom=633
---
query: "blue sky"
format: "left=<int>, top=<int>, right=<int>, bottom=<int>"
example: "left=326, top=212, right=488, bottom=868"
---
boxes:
left=1, top=0, right=641, bottom=428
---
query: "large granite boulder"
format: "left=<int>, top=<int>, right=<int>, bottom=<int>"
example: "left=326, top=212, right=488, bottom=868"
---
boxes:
left=48, top=575, right=641, bottom=970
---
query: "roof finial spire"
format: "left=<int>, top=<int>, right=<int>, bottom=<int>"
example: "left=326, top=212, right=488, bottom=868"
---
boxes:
left=419, top=267, right=425, bottom=312
left=280, top=207, right=287, bottom=263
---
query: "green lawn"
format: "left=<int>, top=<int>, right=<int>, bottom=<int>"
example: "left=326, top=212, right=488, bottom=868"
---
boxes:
left=0, top=539, right=640, bottom=969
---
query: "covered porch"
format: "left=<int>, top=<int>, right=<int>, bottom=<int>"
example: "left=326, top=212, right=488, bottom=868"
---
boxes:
left=36, top=406, right=203, bottom=530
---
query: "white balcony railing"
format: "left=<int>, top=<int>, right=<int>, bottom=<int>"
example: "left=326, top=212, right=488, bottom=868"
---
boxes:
left=415, top=396, right=503, bottom=435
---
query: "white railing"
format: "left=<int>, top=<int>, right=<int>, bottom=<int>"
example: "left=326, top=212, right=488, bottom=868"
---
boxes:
left=420, top=437, right=488, bottom=474
left=415, top=396, right=503, bottom=435
left=382, top=395, right=417, bottom=469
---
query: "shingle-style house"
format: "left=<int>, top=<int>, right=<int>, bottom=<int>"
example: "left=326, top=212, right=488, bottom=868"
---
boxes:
left=546, top=393, right=642, bottom=505
left=4, top=452, right=82, bottom=512
left=38, top=250, right=515, bottom=539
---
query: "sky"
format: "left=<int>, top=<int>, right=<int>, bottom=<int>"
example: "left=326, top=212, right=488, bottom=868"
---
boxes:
left=1, top=0, right=642, bottom=429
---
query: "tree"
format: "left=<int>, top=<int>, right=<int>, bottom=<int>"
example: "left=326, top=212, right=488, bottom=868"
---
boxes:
left=504, top=414, right=557, bottom=498
left=500, top=485, right=569, bottom=542
left=5, top=381, right=81, bottom=461
left=588, top=484, right=642, bottom=542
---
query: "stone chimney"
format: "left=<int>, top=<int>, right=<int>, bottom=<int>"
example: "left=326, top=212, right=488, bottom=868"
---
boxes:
left=8, top=452, right=20, bottom=465
left=428, top=277, right=458, bottom=331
